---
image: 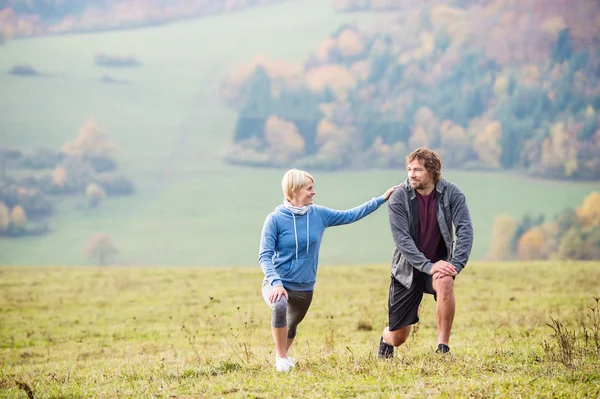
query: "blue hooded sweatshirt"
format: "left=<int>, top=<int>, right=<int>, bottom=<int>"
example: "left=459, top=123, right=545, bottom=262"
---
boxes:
left=259, top=196, right=386, bottom=291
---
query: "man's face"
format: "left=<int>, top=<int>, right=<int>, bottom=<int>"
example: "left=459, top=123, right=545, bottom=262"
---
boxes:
left=407, top=159, right=433, bottom=191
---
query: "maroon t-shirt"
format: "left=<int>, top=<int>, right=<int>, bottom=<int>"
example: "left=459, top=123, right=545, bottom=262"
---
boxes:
left=415, top=190, right=446, bottom=275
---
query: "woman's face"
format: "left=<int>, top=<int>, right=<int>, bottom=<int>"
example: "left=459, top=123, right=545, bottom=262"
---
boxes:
left=293, top=182, right=316, bottom=206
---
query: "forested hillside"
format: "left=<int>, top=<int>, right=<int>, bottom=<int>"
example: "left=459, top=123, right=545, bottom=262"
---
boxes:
left=221, top=0, right=600, bottom=180
left=0, top=0, right=284, bottom=40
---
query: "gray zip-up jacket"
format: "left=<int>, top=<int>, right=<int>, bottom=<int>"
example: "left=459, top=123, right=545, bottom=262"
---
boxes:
left=388, top=178, right=474, bottom=289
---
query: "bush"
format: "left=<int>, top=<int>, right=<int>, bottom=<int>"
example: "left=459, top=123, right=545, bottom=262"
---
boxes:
left=94, top=52, right=141, bottom=67
left=0, top=183, right=53, bottom=218
left=9, top=64, right=37, bottom=76
left=95, top=174, right=134, bottom=195
left=20, top=148, right=64, bottom=170
left=88, top=155, right=117, bottom=173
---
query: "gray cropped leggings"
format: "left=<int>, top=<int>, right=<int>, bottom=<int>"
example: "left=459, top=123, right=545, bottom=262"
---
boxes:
left=262, top=281, right=313, bottom=339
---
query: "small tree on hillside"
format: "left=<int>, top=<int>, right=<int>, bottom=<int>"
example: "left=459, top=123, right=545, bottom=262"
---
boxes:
left=62, top=117, right=119, bottom=158
left=85, top=233, right=118, bottom=265
left=86, top=183, right=106, bottom=208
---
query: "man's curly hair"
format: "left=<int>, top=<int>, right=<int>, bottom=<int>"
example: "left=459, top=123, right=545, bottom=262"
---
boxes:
left=405, top=148, right=443, bottom=182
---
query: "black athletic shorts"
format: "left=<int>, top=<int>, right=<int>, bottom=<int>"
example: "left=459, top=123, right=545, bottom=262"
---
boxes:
left=388, top=271, right=436, bottom=331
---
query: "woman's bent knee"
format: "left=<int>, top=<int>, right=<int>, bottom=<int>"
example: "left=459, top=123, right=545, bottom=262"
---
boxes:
left=271, top=298, right=288, bottom=328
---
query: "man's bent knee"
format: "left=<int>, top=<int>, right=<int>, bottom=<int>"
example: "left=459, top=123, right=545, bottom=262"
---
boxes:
left=388, top=326, right=410, bottom=346
left=434, top=276, right=454, bottom=296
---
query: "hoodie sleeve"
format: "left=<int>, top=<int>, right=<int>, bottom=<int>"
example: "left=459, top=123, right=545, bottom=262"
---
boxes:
left=258, top=214, right=283, bottom=287
left=317, top=196, right=386, bottom=227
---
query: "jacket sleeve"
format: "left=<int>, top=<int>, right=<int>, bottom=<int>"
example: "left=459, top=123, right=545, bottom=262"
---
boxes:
left=318, top=196, right=385, bottom=227
left=448, top=186, right=474, bottom=273
left=388, top=190, right=433, bottom=274
left=258, top=214, right=283, bottom=287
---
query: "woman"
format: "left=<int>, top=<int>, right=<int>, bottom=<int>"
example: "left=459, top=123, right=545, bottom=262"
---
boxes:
left=259, top=169, right=398, bottom=372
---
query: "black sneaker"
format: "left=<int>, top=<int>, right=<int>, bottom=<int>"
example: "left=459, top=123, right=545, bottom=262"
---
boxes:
left=436, top=343, right=450, bottom=354
left=378, top=337, right=394, bottom=359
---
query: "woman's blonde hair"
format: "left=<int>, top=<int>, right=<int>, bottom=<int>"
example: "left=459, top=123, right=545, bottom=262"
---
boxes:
left=281, top=169, right=314, bottom=201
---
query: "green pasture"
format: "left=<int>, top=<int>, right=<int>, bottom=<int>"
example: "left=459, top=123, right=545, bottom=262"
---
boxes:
left=1, top=262, right=599, bottom=397
left=0, top=0, right=597, bottom=266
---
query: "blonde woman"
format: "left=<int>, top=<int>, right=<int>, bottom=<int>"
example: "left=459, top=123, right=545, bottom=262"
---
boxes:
left=259, top=169, right=399, bottom=372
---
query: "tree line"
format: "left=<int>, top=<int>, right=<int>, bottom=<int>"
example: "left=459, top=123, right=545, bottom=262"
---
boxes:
left=0, top=117, right=134, bottom=238
left=487, top=191, right=600, bottom=261
left=0, top=0, right=285, bottom=41
left=220, top=0, right=600, bottom=180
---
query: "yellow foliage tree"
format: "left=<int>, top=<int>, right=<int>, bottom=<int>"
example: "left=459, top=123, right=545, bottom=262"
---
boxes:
left=541, top=16, right=567, bottom=35
left=473, top=121, right=502, bottom=168
left=576, top=192, right=600, bottom=228
left=0, top=201, right=9, bottom=233
left=516, top=226, right=545, bottom=260
left=409, top=125, right=430, bottom=149
left=315, top=37, right=336, bottom=62
left=52, top=166, right=67, bottom=187
left=264, top=116, right=304, bottom=163
left=413, top=107, right=439, bottom=145
left=585, top=106, right=596, bottom=118
left=305, top=65, right=356, bottom=101
left=539, top=121, right=579, bottom=176
left=62, top=117, right=119, bottom=158
left=493, top=75, right=509, bottom=96
left=440, top=121, right=469, bottom=148
left=554, top=228, right=586, bottom=260
left=316, top=118, right=349, bottom=147
left=486, top=214, right=517, bottom=261
left=337, top=29, right=364, bottom=57
left=85, top=233, right=118, bottom=265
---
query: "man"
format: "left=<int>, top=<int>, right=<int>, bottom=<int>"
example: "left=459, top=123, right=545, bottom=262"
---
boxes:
left=378, top=148, right=473, bottom=358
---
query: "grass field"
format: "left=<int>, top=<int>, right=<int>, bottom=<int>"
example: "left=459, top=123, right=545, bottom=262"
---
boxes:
left=0, top=0, right=598, bottom=266
left=1, top=262, right=599, bottom=398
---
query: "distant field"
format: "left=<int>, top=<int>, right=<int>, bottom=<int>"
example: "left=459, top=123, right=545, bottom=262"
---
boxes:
left=0, top=0, right=598, bottom=266
left=1, top=262, right=599, bottom=398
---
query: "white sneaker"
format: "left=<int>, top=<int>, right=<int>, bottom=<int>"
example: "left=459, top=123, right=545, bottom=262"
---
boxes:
left=275, top=357, right=291, bottom=373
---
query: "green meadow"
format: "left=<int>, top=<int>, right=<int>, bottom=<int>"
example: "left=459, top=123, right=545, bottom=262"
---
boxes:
left=1, top=262, right=599, bottom=398
left=0, top=0, right=598, bottom=267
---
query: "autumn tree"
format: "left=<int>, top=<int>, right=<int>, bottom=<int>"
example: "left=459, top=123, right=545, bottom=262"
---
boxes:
left=439, top=120, right=469, bottom=166
left=0, top=202, right=9, bottom=233
left=52, top=166, right=67, bottom=188
left=62, top=117, right=119, bottom=158
left=576, top=191, right=600, bottom=228
left=85, top=233, right=118, bottom=265
left=516, top=226, right=545, bottom=260
left=264, top=116, right=304, bottom=164
left=10, top=205, right=27, bottom=234
left=305, top=65, right=356, bottom=101
left=486, top=214, right=517, bottom=261
left=473, top=121, right=502, bottom=169
left=337, top=28, right=364, bottom=57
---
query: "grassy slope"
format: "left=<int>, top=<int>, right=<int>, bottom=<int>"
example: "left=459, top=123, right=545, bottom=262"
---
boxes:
left=0, top=0, right=598, bottom=266
left=1, top=262, right=599, bottom=398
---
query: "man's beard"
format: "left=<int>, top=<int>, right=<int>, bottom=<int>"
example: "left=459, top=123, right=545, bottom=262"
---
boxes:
left=410, top=180, right=424, bottom=189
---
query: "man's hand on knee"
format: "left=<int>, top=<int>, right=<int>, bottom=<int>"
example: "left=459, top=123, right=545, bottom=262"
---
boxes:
left=430, top=260, right=457, bottom=279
